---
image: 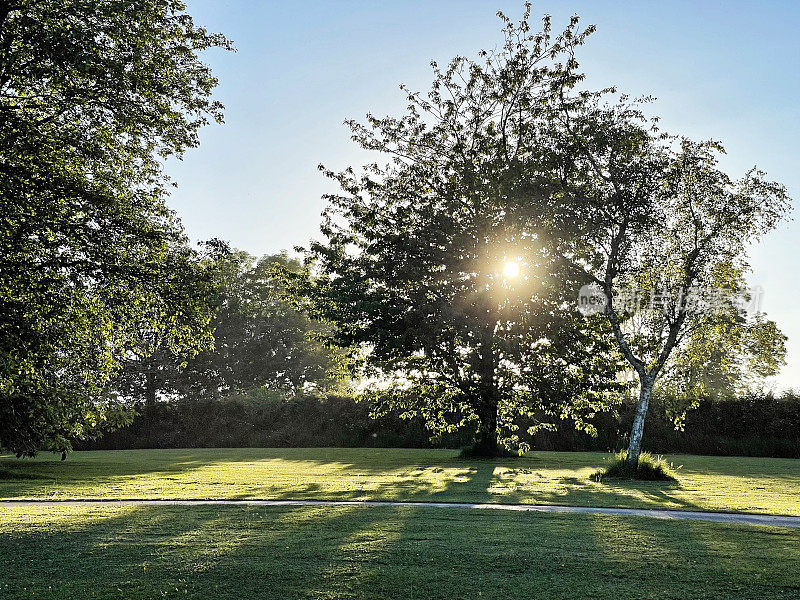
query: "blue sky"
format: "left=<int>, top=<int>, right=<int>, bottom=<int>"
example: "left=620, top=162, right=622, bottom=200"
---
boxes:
left=167, top=1, right=800, bottom=389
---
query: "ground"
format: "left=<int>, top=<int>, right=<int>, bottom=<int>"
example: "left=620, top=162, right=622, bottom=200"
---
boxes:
left=2, top=448, right=798, bottom=514
left=1, top=448, right=799, bottom=599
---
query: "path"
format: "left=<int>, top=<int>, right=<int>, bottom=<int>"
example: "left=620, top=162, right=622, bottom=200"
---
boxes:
left=3, top=498, right=800, bottom=528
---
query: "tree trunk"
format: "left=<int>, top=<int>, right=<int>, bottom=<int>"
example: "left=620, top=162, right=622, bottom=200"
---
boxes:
left=626, top=372, right=655, bottom=466
left=475, top=395, right=499, bottom=456
left=471, top=312, right=500, bottom=457
left=145, top=370, right=157, bottom=406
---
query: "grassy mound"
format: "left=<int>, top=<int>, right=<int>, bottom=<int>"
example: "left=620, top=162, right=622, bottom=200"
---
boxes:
left=593, top=451, right=678, bottom=482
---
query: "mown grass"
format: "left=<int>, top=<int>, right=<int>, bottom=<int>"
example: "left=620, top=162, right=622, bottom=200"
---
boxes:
left=2, top=504, right=799, bottom=600
left=1, top=448, right=799, bottom=515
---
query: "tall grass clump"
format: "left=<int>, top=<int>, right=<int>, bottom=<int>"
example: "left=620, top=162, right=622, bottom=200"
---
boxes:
left=594, top=451, right=678, bottom=482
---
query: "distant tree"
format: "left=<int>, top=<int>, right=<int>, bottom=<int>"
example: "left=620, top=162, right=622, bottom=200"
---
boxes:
left=196, top=252, right=345, bottom=396
left=652, top=308, right=786, bottom=428
left=112, top=239, right=233, bottom=407
left=116, top=250, right=347, bottom=404
left=288, top=7, right=625, bottom=456
left=0, top=1, right=231, bottom=455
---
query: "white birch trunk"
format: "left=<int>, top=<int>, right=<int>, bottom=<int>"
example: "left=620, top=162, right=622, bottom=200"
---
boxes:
left=626, top=371, right=655, bottom=466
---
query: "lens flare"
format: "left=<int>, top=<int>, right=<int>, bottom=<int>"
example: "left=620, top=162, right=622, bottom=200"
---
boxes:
left=502, top=260, right=520, bottom=279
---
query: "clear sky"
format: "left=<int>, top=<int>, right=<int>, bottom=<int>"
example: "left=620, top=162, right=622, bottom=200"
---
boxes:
left=167, top=1, right=800, bottom=390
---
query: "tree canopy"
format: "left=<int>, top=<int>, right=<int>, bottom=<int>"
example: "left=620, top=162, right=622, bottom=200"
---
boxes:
left=291, top=5, right=789, bottom=458
left=0, top=0, right=232, bottom=455
left=289, top=7, right=626, bottom=455
left=489, top=15, right=791, bottom=464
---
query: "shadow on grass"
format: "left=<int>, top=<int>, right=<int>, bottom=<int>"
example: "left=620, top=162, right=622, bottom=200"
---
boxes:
left=3, top=503, right=800, bottom=600
left=0, top=447, right=715, bottom=513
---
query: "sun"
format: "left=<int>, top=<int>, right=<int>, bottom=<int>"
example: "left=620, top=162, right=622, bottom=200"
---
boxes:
left=502, top=260, right=521, bottom=279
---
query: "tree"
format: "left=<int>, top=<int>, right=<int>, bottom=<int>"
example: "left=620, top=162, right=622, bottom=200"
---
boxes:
left=116, top=250, right=347, bottom=404
left=652, top=301, right=786, bottom=428
left=195, top=252, right=345, bottom=396
left=288, top=7, right=625, bottom=456
left=509, top=34, right=791, bottom=465
left=111, top=239, right=232, bottom=408
left=0, top=1, right=231, bottom=455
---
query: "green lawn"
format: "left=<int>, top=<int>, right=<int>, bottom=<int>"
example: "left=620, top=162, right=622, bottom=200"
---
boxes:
left=3, top=448, right=799, bottom=599
left=1, top=503, right=799, bottom=600
left=1, top=448, right=799, bottom=515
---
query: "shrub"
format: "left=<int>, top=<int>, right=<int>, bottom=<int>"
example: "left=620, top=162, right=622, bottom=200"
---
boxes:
left=533, top=392, right=800, bottom=459
left=76, top=391, right=470, bottom=450
left=74, top=390, right=800, bottom=458
left=593, top=451, right=678, bottom=481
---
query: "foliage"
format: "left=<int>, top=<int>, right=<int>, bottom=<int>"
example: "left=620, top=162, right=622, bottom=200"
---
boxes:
left=454, top=7, right=792, bottom=463
left=657, top=310, right=787, bottom=424
left=75, top=388, right=800, bottom=458
left=0, top=0, right=231, bottom=455
left=115, top=250, right=348, bottom=404
left=593, top=450, right=677, bottom=481
left=534, top=391, right=800, bottom=458
left=78, top=390, right=448, bottom=450
left=288, top=5, right=627, bottom=455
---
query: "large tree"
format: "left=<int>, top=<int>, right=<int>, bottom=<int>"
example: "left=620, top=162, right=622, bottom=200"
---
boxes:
left=289, top=7, right=625, bottom=456
left=295, top=5, right=788, bottom=459
left=190, top=252, right=345, bottom=397
left=502, top=22, right=790, bottom=465
left=0, top=0, right=231, bottom=455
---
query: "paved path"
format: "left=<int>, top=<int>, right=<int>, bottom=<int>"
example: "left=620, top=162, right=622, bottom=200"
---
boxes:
left=3, top=498, right=800, bottom=528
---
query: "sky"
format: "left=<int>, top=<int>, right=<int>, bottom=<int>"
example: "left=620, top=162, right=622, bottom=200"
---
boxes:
left=166, top=1, right=800, bottom=390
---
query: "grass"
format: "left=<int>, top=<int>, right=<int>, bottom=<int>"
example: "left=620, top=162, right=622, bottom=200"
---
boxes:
left=594, top=451, right=678, bottom=482
left=2, top=448, right=799, bottom=599
left=0, top=468, right=40, bottom=480
left=1, top=448, right=799, bottom=515
left=2, top=503, right=799, bottom=599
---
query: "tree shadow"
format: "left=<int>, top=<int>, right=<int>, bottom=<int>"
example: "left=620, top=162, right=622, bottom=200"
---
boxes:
left=589, top=512, right=800, bottom=598
left=1, top=448, right=787, bottom=515
left=4, top=502, right=800, bottom=599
